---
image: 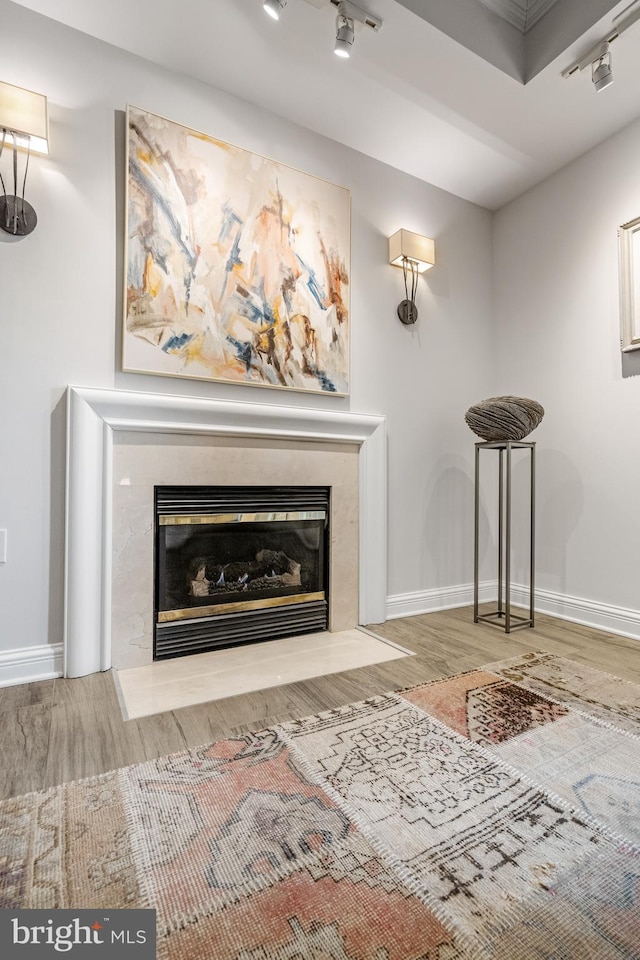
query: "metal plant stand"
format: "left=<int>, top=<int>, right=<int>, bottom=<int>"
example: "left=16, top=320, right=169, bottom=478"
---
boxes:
left=473, top=440, right=535, bottom=632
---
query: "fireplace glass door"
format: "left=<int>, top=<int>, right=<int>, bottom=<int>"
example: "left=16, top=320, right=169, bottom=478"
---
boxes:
left=154, top=486, right=329, bottom=659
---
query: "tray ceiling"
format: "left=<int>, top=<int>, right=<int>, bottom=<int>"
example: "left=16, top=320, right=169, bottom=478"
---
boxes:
left=395, top=0, right=621, bottom=80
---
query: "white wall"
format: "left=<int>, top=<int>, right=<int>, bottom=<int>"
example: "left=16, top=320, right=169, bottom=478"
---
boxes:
left=0, top=0, right=495, bottom=668
left=493, top=116, right=640, bottom=631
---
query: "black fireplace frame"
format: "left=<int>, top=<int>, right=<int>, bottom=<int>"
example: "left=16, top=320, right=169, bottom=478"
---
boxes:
left=153, top=485, right=330, bottom=660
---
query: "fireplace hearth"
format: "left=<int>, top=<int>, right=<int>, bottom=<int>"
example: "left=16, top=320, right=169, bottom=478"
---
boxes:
left=154, top=486, right=330, bottom=659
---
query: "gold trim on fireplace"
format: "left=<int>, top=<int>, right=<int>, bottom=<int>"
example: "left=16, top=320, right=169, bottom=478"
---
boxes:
left=159, top=511, right=326, bottom=526
left=157, top=591, right=325, bottom=622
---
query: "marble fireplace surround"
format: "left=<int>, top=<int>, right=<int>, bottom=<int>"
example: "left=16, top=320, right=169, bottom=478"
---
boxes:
left=65, top=386, right=387, bottom=678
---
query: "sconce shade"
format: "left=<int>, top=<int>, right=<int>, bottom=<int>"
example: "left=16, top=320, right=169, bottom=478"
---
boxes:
left=0, top=81, right=49, bottom=154
left=388, top=228, right=435, bottom=273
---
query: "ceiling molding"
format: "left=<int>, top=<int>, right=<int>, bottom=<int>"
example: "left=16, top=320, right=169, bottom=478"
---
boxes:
left=475, top=0, right=528, bottom=32
left=475, top=0, right=561, bottom=34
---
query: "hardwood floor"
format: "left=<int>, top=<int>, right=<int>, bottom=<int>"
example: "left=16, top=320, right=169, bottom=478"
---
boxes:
left=2, top=606, right=640, bottom=801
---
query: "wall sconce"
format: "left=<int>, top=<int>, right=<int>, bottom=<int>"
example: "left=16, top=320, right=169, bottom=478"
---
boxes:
left=0, top=81, right=49, bottom=237
left=388, top=228, right=435, bottom=325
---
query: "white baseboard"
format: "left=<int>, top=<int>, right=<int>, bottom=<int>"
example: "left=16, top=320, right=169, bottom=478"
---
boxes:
left=386, top=581, right=495, bottom=619
left=2, top=586, right=638, bottom=690
left=387, top=580, right=640, bottom=642
left=0, top=643, right=64, bottom=688
left=509, top=584, right=640, bottom=641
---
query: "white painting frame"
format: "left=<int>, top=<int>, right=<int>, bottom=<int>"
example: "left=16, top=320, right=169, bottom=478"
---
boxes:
left=123, top=106, right=351, bottom=395
left=619, top=215, right=640, bottom=352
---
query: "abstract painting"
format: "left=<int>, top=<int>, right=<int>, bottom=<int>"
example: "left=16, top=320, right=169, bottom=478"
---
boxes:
left=123, top=106, right=350, bottom=394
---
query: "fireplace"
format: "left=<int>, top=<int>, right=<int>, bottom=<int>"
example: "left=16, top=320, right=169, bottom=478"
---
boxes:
left=154, top=486, right=330, bottom=659
left=64, top=387, right=387, bottom=677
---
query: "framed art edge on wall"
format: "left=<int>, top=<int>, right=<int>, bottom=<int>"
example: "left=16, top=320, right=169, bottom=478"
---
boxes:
left=121, top=104, right=351, bottom=397
left=619, top=215, right=640, bottom=353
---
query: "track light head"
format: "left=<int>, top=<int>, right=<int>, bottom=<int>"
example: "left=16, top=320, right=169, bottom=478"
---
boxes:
left=592, top=43, right=613, bottom=91
left=263, top=0, right=286, bottom=21
left=335, top=14, right=355, bottom=57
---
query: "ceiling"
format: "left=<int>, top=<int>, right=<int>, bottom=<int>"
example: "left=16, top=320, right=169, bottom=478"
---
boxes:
left=10, top=0, right=640, bottom=209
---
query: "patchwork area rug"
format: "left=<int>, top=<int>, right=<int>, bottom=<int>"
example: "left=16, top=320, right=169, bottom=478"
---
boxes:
left=2, top=650, right=640, bottom=959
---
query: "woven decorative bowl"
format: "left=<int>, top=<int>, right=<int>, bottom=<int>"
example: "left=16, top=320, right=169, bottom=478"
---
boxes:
left=464, top=396, right=544, bottom=442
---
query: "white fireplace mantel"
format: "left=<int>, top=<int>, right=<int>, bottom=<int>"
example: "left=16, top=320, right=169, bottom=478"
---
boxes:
left=65, top=386, right=387, bottom=678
